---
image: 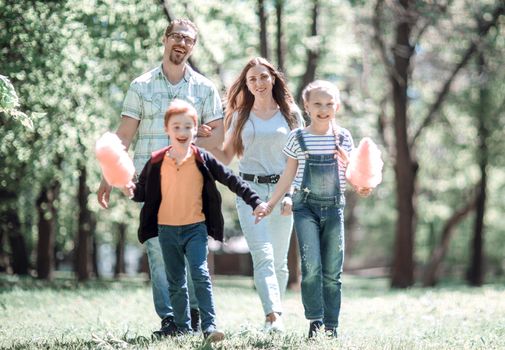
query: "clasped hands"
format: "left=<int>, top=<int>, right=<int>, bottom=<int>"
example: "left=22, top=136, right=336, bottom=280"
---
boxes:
left=252, top=197, right=292, bottom=224
left=253, top=202, right=272, bottom=224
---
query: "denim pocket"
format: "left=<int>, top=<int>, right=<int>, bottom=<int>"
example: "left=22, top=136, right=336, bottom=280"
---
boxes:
left=292, top=191, right=304, bottom=211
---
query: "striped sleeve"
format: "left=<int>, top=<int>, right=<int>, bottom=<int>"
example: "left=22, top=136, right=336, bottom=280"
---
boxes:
left=283, top=129, right=300, bottom=159
left=340, top=127, right=354, bottom=153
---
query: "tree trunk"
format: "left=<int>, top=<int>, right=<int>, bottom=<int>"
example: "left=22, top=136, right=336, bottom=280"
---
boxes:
left=138, top=251, right=150, bottom=274
left=36, top=181, right=60, bottom=280
left=8, top=229, right=30, bottom=275
left=422, top=193, right=477, bottom=287
left=258, top=0, right=269, bottom=59
left=92, top=217, right=100, bottom=279
left=287, top=228, right=301, bottom=290
left=390, top=0, right=417, bottom=288
left=0, top=229, right=6, bottom=273
left=75, top=165, right=93, bottom=281
left=344, top=191, right=358, bottom=261
left=275, top=0, right=286, bottom=72
left=114, top=223, right=127, bottom=277
left=0, top=192, right=28, bottom=275
left=467, top=52, right=489, bottom=286
left=0, top=190, right=30, bottom=275
left=295, top=0, right=320, bottom=103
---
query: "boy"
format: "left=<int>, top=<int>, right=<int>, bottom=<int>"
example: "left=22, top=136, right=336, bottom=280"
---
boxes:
left=124, top=99, right=268, bottom=341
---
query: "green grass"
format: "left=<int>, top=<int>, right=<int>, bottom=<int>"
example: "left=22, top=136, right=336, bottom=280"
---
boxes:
left=1, top=274, right=504, bottom=349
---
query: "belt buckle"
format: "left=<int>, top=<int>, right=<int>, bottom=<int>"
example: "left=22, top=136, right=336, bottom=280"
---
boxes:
left=270, top=174, right=279, bottom=183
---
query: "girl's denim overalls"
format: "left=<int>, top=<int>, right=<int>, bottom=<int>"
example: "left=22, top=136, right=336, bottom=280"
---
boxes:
left=292, top=129, right=345, bottom=330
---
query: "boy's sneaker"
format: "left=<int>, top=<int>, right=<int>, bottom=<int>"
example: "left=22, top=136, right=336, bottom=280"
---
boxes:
left=324, top=327, right=338, bottom=338
left=190, top=308, right=201, bottom=332
left=263, top=314, right=284, bottom=333
left=203, top=328, right=225, bottom=342
left=153, top=316, right=177, bottom=337
left=308, top=320, right=323, bottom=338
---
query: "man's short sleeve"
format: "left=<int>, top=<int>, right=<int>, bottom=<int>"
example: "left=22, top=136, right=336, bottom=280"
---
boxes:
left=200, top=85, right=223, bottom=125
left=121, top=84, right=142, bottom=120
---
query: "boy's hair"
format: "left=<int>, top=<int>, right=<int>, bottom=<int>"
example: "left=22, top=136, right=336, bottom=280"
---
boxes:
left=164, top=99, right=198, bottom=127
left=164, top=18, right=198, bottom=40
left=301, top=80, right=341, bottom=105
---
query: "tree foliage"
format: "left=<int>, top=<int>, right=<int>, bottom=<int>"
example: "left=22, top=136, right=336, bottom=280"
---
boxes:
left=0, top=0, right=503, bottom=284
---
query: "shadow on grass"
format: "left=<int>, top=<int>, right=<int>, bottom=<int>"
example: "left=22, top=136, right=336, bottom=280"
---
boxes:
left=0, top=273, right=256, bottom=294
left=340, top=274, right=505, bottom=299
left=4, top=334, right=155, bottom=350
left=212, top=275, right=254, bottom=291
left=2, top=272, right=503, bottom=296
left=0, top=273, right=149, bottom=294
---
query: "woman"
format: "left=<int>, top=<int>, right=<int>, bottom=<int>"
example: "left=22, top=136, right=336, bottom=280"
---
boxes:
left=208, top=57, right=304, bottom=332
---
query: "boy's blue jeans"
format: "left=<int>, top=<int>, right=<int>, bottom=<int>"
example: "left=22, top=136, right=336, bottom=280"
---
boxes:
left=158, top=222, right=217, bottom=332
left=292, top=193, right=345, bottom=329
left=144, top=237, right=198, bottom=321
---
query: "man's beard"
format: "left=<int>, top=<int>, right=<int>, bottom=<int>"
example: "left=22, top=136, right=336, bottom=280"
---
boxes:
left=169, top=50, right=185, bottom=65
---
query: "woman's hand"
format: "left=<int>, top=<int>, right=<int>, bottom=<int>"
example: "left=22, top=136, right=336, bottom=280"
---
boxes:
left=280, top=196, right=293, bottom=216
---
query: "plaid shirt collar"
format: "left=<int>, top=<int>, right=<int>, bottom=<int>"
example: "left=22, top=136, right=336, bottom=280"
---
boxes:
left=157, top=63, right=192, bottom=83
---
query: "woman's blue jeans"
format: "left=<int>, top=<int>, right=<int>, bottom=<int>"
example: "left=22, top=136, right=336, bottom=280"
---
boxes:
left=236, top=181, right=293, bottom=316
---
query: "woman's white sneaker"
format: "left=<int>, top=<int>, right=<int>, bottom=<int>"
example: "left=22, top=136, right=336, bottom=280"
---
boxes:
left=263, top=315, right=284, bottom=333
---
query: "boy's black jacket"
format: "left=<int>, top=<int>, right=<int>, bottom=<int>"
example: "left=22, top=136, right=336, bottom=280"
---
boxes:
left=132, top=145, right=262, bottom=243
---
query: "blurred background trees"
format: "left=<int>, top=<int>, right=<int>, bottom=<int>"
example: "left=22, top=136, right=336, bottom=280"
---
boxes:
left=0, top=0, right=503, bottom=288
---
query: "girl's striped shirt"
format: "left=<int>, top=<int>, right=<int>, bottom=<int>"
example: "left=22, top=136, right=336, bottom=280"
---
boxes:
left=283, top=127, right=354, bottom=192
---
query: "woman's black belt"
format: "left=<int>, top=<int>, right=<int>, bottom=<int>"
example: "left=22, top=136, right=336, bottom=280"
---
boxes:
left=239, top=173, right=280, bottom=184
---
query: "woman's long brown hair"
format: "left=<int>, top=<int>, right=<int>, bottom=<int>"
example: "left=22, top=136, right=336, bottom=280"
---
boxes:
left=224, top=57, right=299, bottom=157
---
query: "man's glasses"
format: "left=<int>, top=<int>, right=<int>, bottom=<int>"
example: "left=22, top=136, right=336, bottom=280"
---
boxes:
left=167, top=32, right=196, bottom=47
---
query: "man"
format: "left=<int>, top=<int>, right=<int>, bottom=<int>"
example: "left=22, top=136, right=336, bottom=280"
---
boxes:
left=97, top=18, right=223, bottom=336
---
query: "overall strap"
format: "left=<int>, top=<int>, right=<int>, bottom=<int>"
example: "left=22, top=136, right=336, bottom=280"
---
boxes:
left=295, top=129, right=309, bottom=157
left=331, top=119, right=344, bottom=149
left=331, top=119, right=349, bottom=166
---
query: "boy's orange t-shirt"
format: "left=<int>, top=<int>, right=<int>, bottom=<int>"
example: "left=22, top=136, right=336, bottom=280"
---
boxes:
left=157, top=150, right=206, bottom=226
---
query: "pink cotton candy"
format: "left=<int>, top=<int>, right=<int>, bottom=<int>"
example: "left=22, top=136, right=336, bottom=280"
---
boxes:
left=346, top=137, right=383, bottom=189
left=95, top=132, right=135, bottom=187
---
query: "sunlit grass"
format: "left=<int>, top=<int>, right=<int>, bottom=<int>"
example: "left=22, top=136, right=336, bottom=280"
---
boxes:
left=1, top=274, right=504, bottom=349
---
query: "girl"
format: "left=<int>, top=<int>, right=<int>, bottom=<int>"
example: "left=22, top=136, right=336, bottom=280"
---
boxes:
left=209, top=57, right=304, bottom=332
left=265, top=80, right=371, bottom=338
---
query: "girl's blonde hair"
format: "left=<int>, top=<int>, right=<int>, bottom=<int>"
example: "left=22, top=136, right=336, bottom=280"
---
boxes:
left=301, top=80, right=341, bottom=106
